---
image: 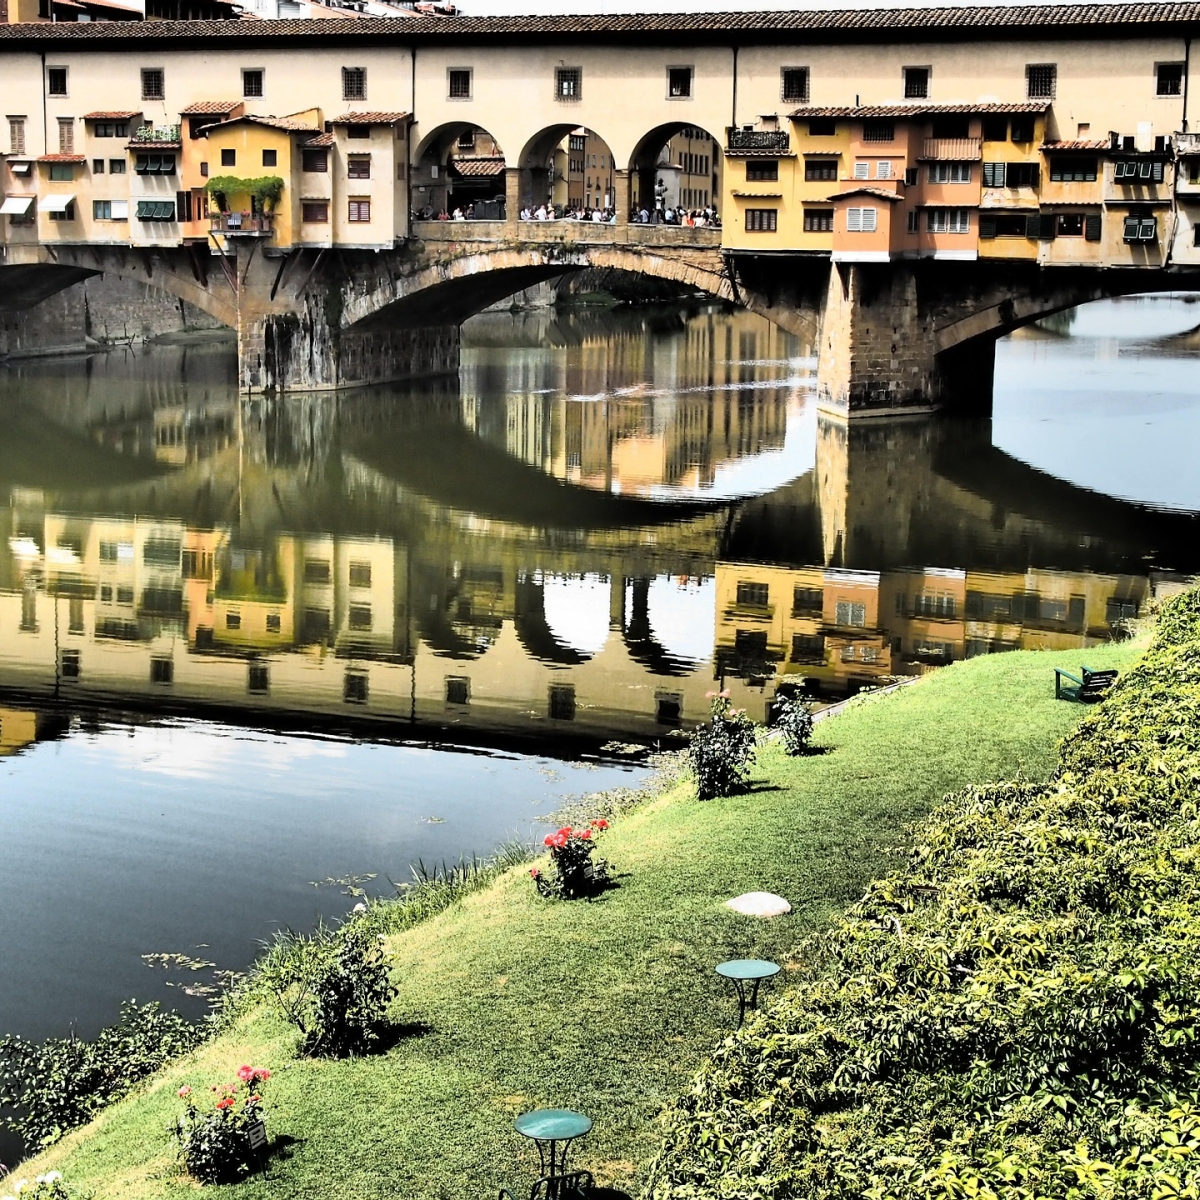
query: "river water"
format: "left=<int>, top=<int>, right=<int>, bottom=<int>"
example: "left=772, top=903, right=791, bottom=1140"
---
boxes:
left=0, top=297, right=1198, bottom=1134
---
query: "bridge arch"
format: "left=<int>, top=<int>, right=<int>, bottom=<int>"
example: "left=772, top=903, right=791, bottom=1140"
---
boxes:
left=514, top=123, right=619, bottom=214
left=627, top=121, right=725, bottom=217
left=411, top=121, right=507, bottom=218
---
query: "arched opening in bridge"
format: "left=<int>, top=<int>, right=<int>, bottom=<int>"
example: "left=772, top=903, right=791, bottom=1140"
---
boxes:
left=515, top=124, right=618, bottom=217
left=411, top=122, right=507, bottom=219
left=627, top=122, right=724, bottom=221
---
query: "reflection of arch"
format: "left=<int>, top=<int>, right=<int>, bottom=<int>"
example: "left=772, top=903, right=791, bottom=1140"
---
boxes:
left=413, top=563, right=504, bottom=660
left=515, top=124, right=617, bottom=212
left=627, top=121, right=724, bottom=213
left=622, top=577, right=701, bottom=677
left=513, top=576, right=588, bottom=666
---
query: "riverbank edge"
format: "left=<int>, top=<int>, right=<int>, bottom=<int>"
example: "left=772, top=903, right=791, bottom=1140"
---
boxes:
left=7, top=636, right=1150, bottom=1199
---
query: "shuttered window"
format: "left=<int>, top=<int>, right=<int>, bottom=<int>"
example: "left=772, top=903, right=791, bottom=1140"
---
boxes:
left=846, top=206, right=878, bottom=232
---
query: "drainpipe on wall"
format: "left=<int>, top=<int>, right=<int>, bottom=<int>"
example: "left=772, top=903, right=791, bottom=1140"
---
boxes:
left=731, top=45, right=738, bottom=132
left=40, top=51, right=48, bottom=155
left=1183, top=36, right=1192, bottom=133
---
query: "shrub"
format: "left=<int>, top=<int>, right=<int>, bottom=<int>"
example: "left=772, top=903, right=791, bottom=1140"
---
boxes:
left=687, top=693, right=756, bottom=800
left=772, top=691, right=815, bottom=756
left=532, top=821, right=610, bottom=899
left=0, top=1001, right=202, bottom=1151
left=258, top=925, right=397, bottom=1059
left=648, top=589, right=1200, bottom=1200
left=173, top=1067, right=269, bottom=1184
left=0, top=1171, right=70, bottom=1200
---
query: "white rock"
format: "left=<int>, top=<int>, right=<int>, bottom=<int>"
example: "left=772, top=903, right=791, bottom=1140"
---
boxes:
left=726, top=891, right=792, bottom=918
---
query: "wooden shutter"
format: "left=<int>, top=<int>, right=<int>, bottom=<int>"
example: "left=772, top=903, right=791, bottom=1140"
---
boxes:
left=1084, top=214, right=1102, bottom=242
left=1037, top=213, right=1057, bottom=240
left=979, top=214, right=997, bottom=239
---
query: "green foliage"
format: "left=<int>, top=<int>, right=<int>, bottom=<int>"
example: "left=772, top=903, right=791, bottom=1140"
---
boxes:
left=773, top=691, right=816, bottom=756
left=648, top=589, right=1200, bottom=1200
left=202, top=175, right=283, bottom=209
left=688, top=693, right=758, bottom=800
left=256, top=924, right=397, bottom=1059
left=172, top=1068, right=269, bottom=1185
left=0, top=1170, right=71, bottom=1200
left=0, top=1002, right=201, bottom=1152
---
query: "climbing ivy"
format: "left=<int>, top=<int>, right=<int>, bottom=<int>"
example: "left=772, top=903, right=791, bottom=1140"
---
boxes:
left=203, top=175, right=284, bottom=209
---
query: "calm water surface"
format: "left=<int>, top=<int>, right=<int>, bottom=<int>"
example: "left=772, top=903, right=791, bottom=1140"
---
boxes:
left=0, top=297, right=1198, bottom=1150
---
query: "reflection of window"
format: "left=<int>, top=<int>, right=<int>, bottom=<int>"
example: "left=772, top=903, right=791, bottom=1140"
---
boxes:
left=1107, top=597, right=1139, bottom=622
left=344, top=671, right=369, bottom=704
left=348, top=604, right=372, bottom=631
left=835, top=601, right=867, bottom=627
left=61, top=649, right=81, bottom=679
left=548, top=684, right=576, bottom=721
left=792, top=586, right=823, bottom=614
left=117, top=586, right=134, bottom=605
left=445, top=676, right=470, bottom=705
left=304, top=559, right=331, bottom=584
left=266, top=612, right=281, bottom=633
left=226, top=612, right=242, bottom=630
left=150, top=657, right=174, bottom=685
left=913, top=593, right=957, bottom=618
left=791, top=633, right=825, bottom=663
left=656, top=693, right=683, bottom=725
left=248, top=663, right=269, bottom=694
left=349, top=561, right=372, bottom=588
left=304, top=608, right=331, bottom=638
left=144, top=538, right=181, bottom=566
left=736, top=581, right=769, bottom=607
left=735, top=629, right=768, bottom=656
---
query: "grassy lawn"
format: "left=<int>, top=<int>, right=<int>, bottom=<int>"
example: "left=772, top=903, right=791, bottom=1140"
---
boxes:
left=21, top=641, right=1144, bottom=1200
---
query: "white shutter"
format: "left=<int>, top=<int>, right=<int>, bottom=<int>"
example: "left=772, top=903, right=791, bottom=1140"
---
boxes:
left=876, top=161, right=891, bottom=179
left=853, top=162, right=869, bottom=179
left=846, top=207, right=862, bottom=232
left=861, top=207, right=878, bottom=232
left=110, top=199, right=129, bottom=220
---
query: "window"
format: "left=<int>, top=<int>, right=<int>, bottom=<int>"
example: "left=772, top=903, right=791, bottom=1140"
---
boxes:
left=226, top=611, right=242, bottom=630
left=91, top=121, right=128, bottom=138
left=135, top=153, right=176, bottom=175
left=349, top=561, right=372, bottom=588
left=804, top=208, right=834, bottom=232
left=835, top=600, right=867, bottom=627
left=903, top=66, right=930, bottom=99
left=1056, top=212, right=1084, bottom=236
left=926, top=207, right=971, bottom=233
left=49, top=162, right=73, bottom=181
left=1114, top=159, right=1165, bottom=182
left=982, top=115, right=1009, bottom=141
left=745, top=208, right=778, bottom=231
left=342, top=66, right=367, bottom=101
left=1157, top=62, right=1184, bottom=96
left=221, top=148, right=236, bottom=167
left=150, top=657, right=174, bottom=685
left=348, top=604, right=372, bottom=631
left=793, top=587, right=823, bottom=614
left=1049, top=156, right=1097, bottom=182
left=57, top=117, right=74, bottom=155
left=9, top=117, right=25, bottom=154
left=907, top=208, right=919, bottom=233
left=809, top=118, right=836, bottom=136
left=736, top=581, right=769, bottom=606
left=262, top=148, right=276, bottom=167
left=448, top=68, right=472, bottom=99
left=304, top=558, right=331, bottom=583
left=548, top=684, right=576, bottom=721
left=792, top=634, right=825, bottom=663
left=47, top=199, right=75, bottom=221
left=1123, top=213, right=1158, bottom=242
left=110, top=158, right=126, bottom=174
left=853, top=162, right=869, bottom=179
left=301, top=200, right=328, bottom=223
left=242, top=69, right=264, bottom=98
left=979, top=212, right=1033, bottom=238
left=92, top=158, right=104, bottom=174
left=781, top=66, right=809, bottom=102
left=266, top=612, right=281, bottom=633
left=555, top=67, right=581, bottom=100
left=347, top=124, right=371, bottom=139
left=846, top=206, right=878, bottom=232
left=141, top=68, right=165, bottom=101
left=248, top=663, right=269, bottom=694
left=445, top=676, right=470, bottom=705
left=746, top=159, right=778, bottom=181
left=668, top=66, right=693, bottom=98
left=344, top=670, right=369, bottom=704
left=804, top=159, right=838, bottom=181
left=347, top=154, right=371, bottom=179
left=61, top=649, right=81, bottom=679
left=93, top=199, right=112, bottom=219
left=302, top=147, right=328, bottom=173
left=348, top=198, right=371, bottom=222
left=1026, top=63, right=1056, bottom=99
left=1010, top=116, right=1036, bottom=143
left=928, top=162, right=972, bottom=184
left=47, top=67, right=67, bottom=96
left=862, top=120, right=894, bottom=143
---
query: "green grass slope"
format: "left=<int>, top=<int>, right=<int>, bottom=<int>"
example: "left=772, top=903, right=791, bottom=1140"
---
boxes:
left=18, top=641, right=1143, bottom=1200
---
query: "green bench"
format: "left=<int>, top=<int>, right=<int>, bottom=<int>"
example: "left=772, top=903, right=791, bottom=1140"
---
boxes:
left=1054, top=665, right=1118, bottom=703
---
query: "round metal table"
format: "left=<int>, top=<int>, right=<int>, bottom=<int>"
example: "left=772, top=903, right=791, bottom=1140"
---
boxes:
left=716, top=958, right=781, bottom=1026
left=514, top=1108, right=593, bottom=1177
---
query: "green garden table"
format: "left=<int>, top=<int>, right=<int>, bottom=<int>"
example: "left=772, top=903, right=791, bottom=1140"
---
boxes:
left=514, top=1108, right=593, bottom=1178
left=716, top=959, right=781, bottom=1027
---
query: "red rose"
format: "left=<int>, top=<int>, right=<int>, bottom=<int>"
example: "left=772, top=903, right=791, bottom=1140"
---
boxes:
left=530, top=868, right=540, bottom=877
left=579, top=828, right=592, bottom=839
left=543, top=834, right=555, bottom=846
left=216, top=1097, right=234, bottom=1110
left=595, top=819, right=609, bottom=830
left=177, top=1086, right=192, bottom=1098
left=237, top=1065, right=254, bottom=1083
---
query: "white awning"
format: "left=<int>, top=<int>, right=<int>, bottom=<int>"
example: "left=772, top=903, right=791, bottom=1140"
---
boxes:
left=0, top=196, right=33, bottom=215
left=9, top=161, right=32, bottom=175
left=41, top=193, right=75, bottom=213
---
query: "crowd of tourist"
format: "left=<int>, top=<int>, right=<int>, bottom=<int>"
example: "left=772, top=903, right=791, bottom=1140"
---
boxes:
left=412, top=200, right=720, bottom=227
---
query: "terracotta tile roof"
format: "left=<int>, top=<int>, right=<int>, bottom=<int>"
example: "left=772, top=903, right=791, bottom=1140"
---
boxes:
left=303, top=132, right=335, bottom=146
left=37, top=154, right=87, bottom=162
left=179, top=100, right=241, bottom=114
left=332, top=111, right=411, bottom=124
left=1041, top=139, right=1112, bottom=150
left=83, top=110, right=141, bottom=119
left=208, top=114, right=321, bottom=133
left=796, top=101, right=1048, bottom=119
left=3, top=4, right=1200, bottom=44
left=450, top=156, right=505, bottom=177
left=826, top=186, right=905, bottom=201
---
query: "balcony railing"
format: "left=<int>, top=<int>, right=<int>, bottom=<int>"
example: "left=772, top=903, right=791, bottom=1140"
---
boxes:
left=210, top=211, right=274, bottom=237
left=726, top=128, right=791, bottom=153
left=131, top=124, right=182, bottom=145
left=920, top=137, right=982, bottom=161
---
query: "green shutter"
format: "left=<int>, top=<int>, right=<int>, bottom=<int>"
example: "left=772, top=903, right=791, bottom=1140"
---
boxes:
left=1084, top=214, right=1102, bottom=242
left=979, top=215, right=997, bottom=239
left=982, top=162, right=1003, bottom=187
left=1038, top=214, right=1057, bottom=240
left=136, top=200, right=156, bottom=219
left=1026, top=214, right=1042, bottom=239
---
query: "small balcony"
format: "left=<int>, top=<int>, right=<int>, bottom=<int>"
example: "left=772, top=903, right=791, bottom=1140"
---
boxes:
left=129, top=123, right=183, bottom=148
left=210, top=211, right=274, bottom=238
left=726, top=128, right=791, bottom=154
left=920, top=137, right=982, bottom=161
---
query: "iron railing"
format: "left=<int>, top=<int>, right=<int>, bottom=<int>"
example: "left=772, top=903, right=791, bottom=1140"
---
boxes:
left=726, top=129, right=791, bottom=153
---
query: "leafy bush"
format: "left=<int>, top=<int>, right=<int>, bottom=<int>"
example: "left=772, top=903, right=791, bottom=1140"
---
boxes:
left=173, top=1066, right=270, bottom=1184
left=772, top=691, right=815, bottom=756
left=532, top=821, right=610, bottom=899
left=258, top=924, right=397, bottom=1058
left=648, top=589, right=1200, bottom=1200
left=0, top=1001, right=202, bottom=1151
left=687, top=693, right=757, bottom=800
left=0, top=1171, right=70, bottom=1200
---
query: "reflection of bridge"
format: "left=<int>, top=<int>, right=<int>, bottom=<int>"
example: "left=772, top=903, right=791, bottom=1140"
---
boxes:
left=0, top=338, right=1196, bottom=747
left=6, top=6, right=1200, bottom=407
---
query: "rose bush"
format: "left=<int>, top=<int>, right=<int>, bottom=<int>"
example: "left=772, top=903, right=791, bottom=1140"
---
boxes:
left=533, top=820, right=610, bottom=899
left=687, top=692, right=757, bottom=799
left=173, top=1066, right=270, bottom=1184
left=772, top=689, right=815, bottom=756
left=0, top=1171, right=69, bottom=1200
